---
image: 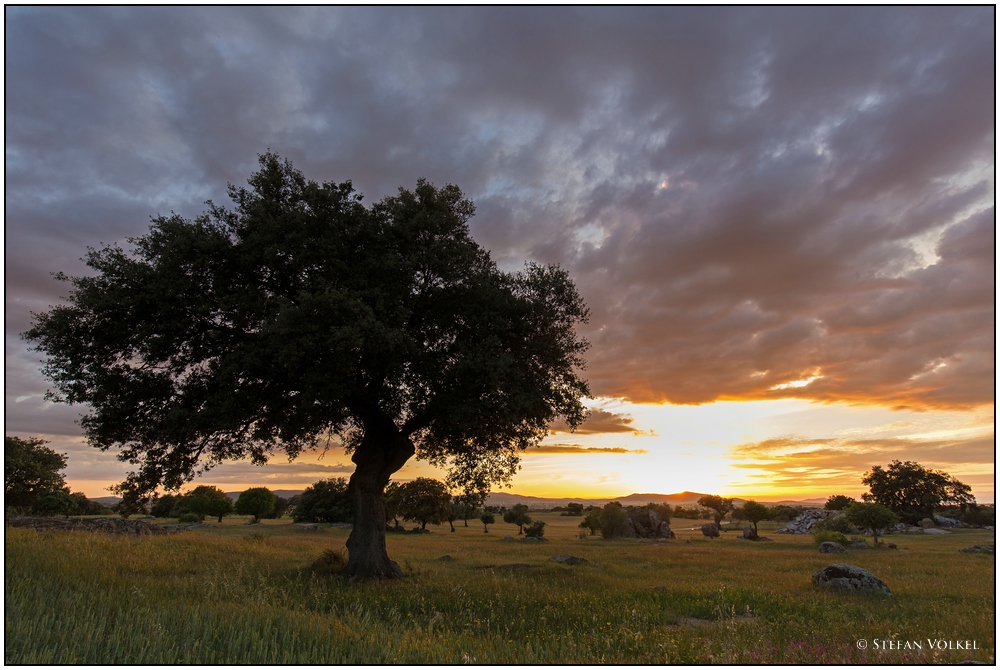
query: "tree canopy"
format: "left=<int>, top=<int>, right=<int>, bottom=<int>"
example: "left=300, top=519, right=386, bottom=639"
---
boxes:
left=697, top=495, right=734, bottom=528
left=861, top=460, right=972, bottom=524
left=293, top=478, right=353, bottom=523
left=396, top=477, right=452, bottom=530
left=5, top=436, right=69, bottom=513
left=843, top=502, right=898, bottom=546
left=25, top=152, right=590, bottom=578
left=235, top=487, right=276, bottom=522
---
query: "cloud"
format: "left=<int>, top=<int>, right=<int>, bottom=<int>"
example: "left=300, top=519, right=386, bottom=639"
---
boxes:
left=530, top=443, right=647, bottom=455
left=549, top=408, right=653, bottom=435
left=5, top=5, right=993, bottom=455
left=728, top=433, right=994, bottom=496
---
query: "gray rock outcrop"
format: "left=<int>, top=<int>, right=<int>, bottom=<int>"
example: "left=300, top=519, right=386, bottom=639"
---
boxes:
left=549, top=554, right=588, bottom=565
left=812, top=563, right=892, bottom=595
left=922, top=528, right=950, bottom=535
left=701, top=523, right=720, bottom=538
left=959, top=545, right=995, bottom=554
left=918, top=518, right=936, bottom=529
left=775, top=509, right=836, bottom=534
left=818, top=541, right=848, bottom=554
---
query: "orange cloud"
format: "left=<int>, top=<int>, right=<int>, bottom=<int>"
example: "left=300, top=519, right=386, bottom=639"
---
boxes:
left=530, top=443, right=647, bottom=455
left=549, top=408, right=653, bottom=436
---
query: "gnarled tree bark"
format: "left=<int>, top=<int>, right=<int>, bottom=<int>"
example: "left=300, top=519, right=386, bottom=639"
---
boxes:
left=343, top=419, right=415, bottom=579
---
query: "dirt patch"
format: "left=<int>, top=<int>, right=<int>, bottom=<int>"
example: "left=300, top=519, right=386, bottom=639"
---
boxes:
left=5, top=516, right=177, bottom=536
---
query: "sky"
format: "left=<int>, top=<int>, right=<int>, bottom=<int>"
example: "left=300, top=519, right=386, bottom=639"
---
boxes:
left=5, top=7, right=995, bottom=502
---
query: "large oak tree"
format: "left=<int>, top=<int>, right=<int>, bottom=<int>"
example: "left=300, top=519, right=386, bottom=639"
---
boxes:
left=25, top=153, right=590, bottom=578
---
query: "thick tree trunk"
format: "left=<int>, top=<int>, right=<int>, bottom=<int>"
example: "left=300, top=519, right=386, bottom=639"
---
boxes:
left=344, top=424, right=415, bottom=580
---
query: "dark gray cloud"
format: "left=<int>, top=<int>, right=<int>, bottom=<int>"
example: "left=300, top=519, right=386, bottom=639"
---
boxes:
left=6, top=8, right=993, bottom=455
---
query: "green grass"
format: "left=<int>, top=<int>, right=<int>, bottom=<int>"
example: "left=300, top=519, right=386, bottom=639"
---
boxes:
left=5, top=513, right=995, bottom=663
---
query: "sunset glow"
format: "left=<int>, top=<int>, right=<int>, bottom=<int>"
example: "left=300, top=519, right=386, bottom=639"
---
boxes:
left=5, top=7, right=994, bottom=505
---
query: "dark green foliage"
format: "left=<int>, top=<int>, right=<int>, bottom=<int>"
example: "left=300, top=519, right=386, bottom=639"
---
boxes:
left=5, top=436, right=68, bottom=513
left=502, top=504, right=532, bottom=535
left=23, top=151, right=589, bottom=504
left=450, top=495, right=481, bottom=527
left=172, top=485, right=234, bottom=522
left=843, top=502, right=898, bottom=546
left=740, top=500, right=770, bottom=533
left=150, top=495, right=179, bottom=518
left=293, top=478, right=353, bottom=523
left=267, top=496, right=291, bottom=519
left=814, top=530, right=850, bottom=547
left=670, top=506, right=702, bottom=520
left=939, top=503, right=995, bottom=528
left=234, top=487, right=276, bottom=522
left=480, top=512, right=495, bottom=532
left=579, top=507, right=602, bottom=535
left=113, top=498, right=148, bottom=519
left=824, top=495, right=855, bottom=511
left=396, top=478, right=452, bottom=530
left=815, top=513, right=854, bottom=535
left=178, top=512, right=200, bottom=523
left=862, top=460, right=973, bottom=524
left=31, top=488, right=76, bottom=517
left=597, top=502, right=628, bottom=538
left=68, top=492, right=111, bottom=516
left=561, top=502, right=584, bottom=516
left=524, top=520, right=546, bottom=538
left=697, top=495, right=734, bottom=527
left=383, top=482, right=402, bottom=528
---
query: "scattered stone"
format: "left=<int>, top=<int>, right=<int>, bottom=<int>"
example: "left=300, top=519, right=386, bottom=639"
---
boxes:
left=495, top=563, right=537, bottom=572
left=523, top=536, right=549, bottom=542
left=742, top=527, right=759, bottom=540
left=502, top=535, right=514, bottom=541
left=328, top=522, right=353, bottom=529
left=923, top=528, right=950, bottom=535
left=933, top=515, right=965, bottom=528
left=297, top=523, right=324, bottom=531
left=701, top=523, right=720, bottom=538
left=186, top=523, right=216, bottom=529
left=959, top=545, right=995, bottom=555
left=5, top=516, right=177, bottom=536
left=812, top=563, right=892, bottom=596
left=549, top=555, right=588, bottom=565
left=775, top=509, right=838, bottom=534
left=918, top=518, right=936, bottom=529
left=437, top=555, right=454, bottom=561
left=849, top=539, right=869, bottom=548
left=818, top=541, right=848, bottom=554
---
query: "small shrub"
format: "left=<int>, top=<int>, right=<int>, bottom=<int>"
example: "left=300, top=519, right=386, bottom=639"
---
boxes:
left=815, top=514, right=853, bottom=534
left=177, top=512, right=200, bottom=523
left=311, top=549, right=347, bottom=576
left=524, top=520, right=546, bottom=538
left=814, top=530, right=849, bottom=546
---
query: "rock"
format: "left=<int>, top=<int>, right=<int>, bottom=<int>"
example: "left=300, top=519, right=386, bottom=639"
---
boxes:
left=649, top=510, right=663, bottom=529
left=959, top=545, right=995, bottom=554
left=549, top=555, right=588, bottom=565
left=297, top=523, right=324, bottom=531
left=918, top=518, right=936, bottom=529
left=922, top=528, right=950, bottom=535
left=775, top=509, right=837, bottom=534
left=4, top=516, right=177, bottom=536
left=812, top=563, right=892, bottom=596
left=701, top=523, right=720, bottom=538
left=523, top=536, right=549, bottom=542
left=658, top=521, right=675, bottom=539
left=885, top=543, right=897, bottom=549
left=623, top=517, right=638, bottom=538
left=437, top=555, right=453, bottom=561
left=742, top=527, right=759, bottom=540
left=818, top=541, right=848, bottom=554
left=495, top=563, right=536, bottom=572
left=502, top=535, right=514, bottom=541
left=933, top=514, right=965, bottom=528
left=849, top=539, right=869, bottom=548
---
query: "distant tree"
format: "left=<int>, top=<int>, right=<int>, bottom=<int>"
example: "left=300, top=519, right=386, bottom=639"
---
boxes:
left=502, top=504, right=532, bottom=535
left=150, top=494, right=180, bottom=518
left=397, top=478, right=452, bottom=530
left=452, top=492, right=486, bottom=526
left=862, top=460, right=973, bottom=524
left=730, top=507, right=746, bottom=522
left=267, top=495, right=291, bottom=519
left=24, top=153, right=590, bottom=579
left=597, top=501, right=629, bottom=538
left=235, top=487, right=276, bottom=522
left=825, top=495, right=856, bottom=511
left=69, top=492, right=110, bottom=516
left=31, top=488, right=76, bottom=518
left=5, top=436, right=68, bottom=513
left=480, top=512, right=495, bottom=533
left=579, top=507, right=602, bottom=535
left=697, top=495, right=734, bottom=528
left=383, top=482, right=402, bottom=528
left=562, top=502, right=585, bottom=516
left=740, top=500, right=770, bottom=534
left=186, top=485, right=234, bottom=522
left=768, top=505, right=801, bottom=523
left=293, top=478, right=353, bottom=523
left=524, top=520, right=546, bottom=538
left=843, top=502, right=898, bottom=546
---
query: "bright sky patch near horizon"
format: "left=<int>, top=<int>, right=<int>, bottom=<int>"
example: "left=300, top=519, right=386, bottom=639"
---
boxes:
left=5, top=7, right=994, bottom=503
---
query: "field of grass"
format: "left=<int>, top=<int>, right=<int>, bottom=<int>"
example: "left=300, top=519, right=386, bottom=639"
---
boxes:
left=5, top=512, right=995, bottom=664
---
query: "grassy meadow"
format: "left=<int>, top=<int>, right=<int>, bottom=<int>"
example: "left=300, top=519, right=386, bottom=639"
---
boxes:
left=5, top=511, right=995, bottom=664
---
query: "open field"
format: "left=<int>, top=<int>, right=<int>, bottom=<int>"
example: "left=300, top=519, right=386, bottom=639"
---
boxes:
left=5, top=512, right=994, bottom=664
